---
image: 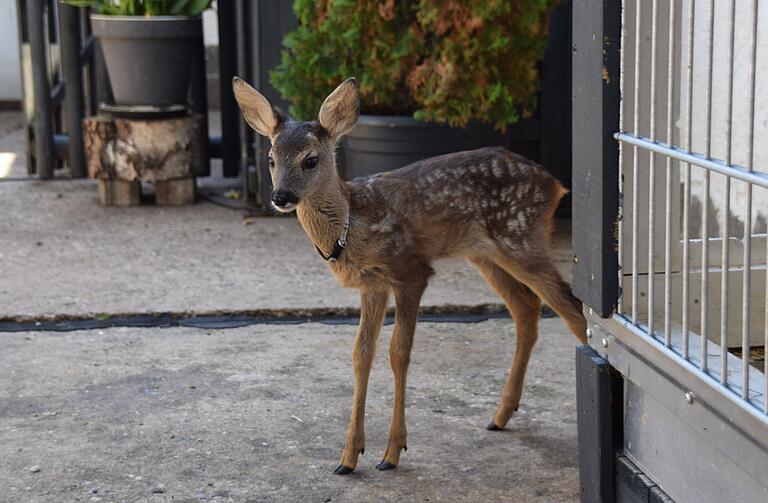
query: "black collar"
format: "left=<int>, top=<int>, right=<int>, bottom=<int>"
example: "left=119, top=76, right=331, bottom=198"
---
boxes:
left=315, top=212, right=350, bottom=263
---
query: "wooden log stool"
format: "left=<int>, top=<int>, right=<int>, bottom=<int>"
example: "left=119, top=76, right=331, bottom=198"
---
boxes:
left=83, top=114, right=204, bottom=206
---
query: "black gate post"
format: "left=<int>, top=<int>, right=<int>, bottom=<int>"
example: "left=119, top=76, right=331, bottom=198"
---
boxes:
left=58, top=5, right=86, bottom=178
left=571, top=0, right=622, bottom=317
left=576, top=345, right=623, bottom=503
left=218, top=1, right=242, bottom=178
left=27, top=0, right=55, bottom=179
left=189, top=22, right=210, bottom=177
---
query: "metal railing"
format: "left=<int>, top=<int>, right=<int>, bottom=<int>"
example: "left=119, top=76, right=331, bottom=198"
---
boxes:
left=617, top=0, right=766, bottom=414
left=15, top=0, right=248, bottom=182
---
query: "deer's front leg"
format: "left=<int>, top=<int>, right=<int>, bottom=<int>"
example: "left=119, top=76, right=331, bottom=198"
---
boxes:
left=377, top=282, right=426, bottom=471
left=334, top=287, right=389, bottom=475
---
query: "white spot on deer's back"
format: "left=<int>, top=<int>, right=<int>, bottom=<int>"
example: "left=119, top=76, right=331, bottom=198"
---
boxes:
left=516, top=183, right=530, bottom=199
left=492, top=158, right=503, bottom=178
left=517, top=212, right=527, bottom=228
left=370, top=212, right=397, bottom=233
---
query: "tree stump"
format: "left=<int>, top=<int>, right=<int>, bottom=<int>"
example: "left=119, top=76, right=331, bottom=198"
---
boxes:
left=83, top=114, right=203, bottom=206
left=155, top=178, right=196, bottom=206
left=97, top=179, right=141, bottom=207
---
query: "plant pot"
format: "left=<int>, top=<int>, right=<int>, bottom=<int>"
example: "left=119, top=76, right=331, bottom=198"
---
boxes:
left=90, top=15, right=202, bottom=107
left=341, top=115, right=484, bottom=179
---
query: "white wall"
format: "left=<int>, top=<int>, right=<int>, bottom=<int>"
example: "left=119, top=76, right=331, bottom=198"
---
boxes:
left=683, top=0, right=768, bottom=235
left=203, top=5, right=218, bottom=47
left=0, top=2, right=21, bottom=101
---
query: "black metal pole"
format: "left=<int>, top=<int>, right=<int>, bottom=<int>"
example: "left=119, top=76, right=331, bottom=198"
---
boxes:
left=236, top=0, right=251, bottom=199
left=82, top=10, right=99, bottom=116
left=94, top=27, right=112, bottom=109
left=189, top=25, right=210, bottom=176
left=58, top=5, right=86, bottom=178
left=218, top=1, right=242, bottom=178
left=27, top=0, right=55, bottom=179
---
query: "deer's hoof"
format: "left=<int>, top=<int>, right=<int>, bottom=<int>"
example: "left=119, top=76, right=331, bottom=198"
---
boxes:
left=334, top=464, right=354, bottom=475
left=486, top=421, right=503, bottom=431
left=376, top=460, right=397, bottom=471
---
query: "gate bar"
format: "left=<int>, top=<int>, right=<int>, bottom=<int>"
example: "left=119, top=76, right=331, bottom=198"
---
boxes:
left=742, top=0, right=759, bottom=403
left=721, top=0, right=737, bottom=386
left=663, top=0, right=676, bottom=349
left=630, top=0, right=641, bottom=325
left=700, top=0, right=716, bottom=371
left=647, top=0, right=658, bottom=338
left=681, top=0, right=695, bottom=359
left=614, top=134, right=768, bottom=190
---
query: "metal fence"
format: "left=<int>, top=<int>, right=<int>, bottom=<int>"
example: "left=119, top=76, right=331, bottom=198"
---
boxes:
left=15, top=0, right=249, bottom=182
left=617, top=0, right=767, bottom=416
left=573, top=0, right=768, bottom=500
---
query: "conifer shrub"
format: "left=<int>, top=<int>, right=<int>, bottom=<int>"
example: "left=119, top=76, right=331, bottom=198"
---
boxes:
left=271, top=0, right=557, bottom=130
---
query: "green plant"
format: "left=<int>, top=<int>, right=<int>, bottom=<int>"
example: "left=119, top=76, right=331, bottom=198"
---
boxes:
left=60, top=0, right=211, bottom=16
left=271, top=0, right=557, bottom=130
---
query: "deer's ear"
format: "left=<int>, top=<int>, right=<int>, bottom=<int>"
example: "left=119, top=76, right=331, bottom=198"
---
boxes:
left=233, top=77, right=285, bottom=138
left=318, top=78, right=359, bottom=138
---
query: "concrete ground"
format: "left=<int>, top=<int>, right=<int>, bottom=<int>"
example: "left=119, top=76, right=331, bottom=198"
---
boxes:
left=0, top=112, right=580, bottom=501
left=0, top=111, right=573, bottom=320
left=1, top=319, right=580, bottom=503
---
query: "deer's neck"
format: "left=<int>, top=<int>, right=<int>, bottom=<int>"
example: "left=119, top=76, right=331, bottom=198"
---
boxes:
left=297, top=176, right=350, bottom=256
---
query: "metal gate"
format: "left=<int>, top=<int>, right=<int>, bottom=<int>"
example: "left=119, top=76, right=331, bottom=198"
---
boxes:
left=572, top=0, right=768, bottom=501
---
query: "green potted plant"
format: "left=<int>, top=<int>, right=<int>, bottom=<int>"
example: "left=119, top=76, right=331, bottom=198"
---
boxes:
left=61, top=0, right=212, bottom=107
left=271, top=0, right=556, bottom=178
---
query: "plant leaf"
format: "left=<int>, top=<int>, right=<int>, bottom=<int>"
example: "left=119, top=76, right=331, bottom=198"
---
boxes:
left=169, top=0, right=189, bottom=15
left=183, top=0, right=210, bottom=16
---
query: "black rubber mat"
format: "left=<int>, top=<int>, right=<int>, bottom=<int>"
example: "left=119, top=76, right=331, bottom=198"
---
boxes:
left=0, top=309, right=557, bottom=333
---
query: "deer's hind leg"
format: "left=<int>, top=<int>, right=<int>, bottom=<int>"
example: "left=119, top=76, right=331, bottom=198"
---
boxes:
left=492, top=253, right=588, bottom=345
left=470, top=256, right=543, bottom=430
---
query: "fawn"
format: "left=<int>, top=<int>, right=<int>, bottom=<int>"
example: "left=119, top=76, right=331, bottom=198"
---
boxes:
left=233, top=77, right=588, bottom=475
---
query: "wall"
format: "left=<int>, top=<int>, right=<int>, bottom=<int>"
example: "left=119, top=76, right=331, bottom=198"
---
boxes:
left=0, top=2, right=21, bottom=102
left=684, top=0, right=768, bottom=237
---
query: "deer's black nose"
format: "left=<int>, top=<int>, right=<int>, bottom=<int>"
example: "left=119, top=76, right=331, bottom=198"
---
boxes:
left=271, top=190, right=299, bottom=208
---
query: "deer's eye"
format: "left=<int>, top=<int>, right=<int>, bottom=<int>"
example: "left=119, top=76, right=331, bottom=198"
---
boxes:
left=268, top=157, right=275, bottom=169
left=303, top=156, right=318, bottom=170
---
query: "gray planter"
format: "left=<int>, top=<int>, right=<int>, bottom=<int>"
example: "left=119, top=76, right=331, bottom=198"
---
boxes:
left=90, top=15, right=203, bottom=107
left=342, top=115, right=484, bottom=179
